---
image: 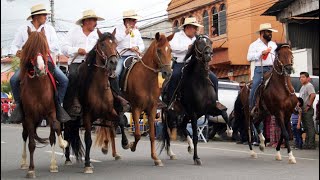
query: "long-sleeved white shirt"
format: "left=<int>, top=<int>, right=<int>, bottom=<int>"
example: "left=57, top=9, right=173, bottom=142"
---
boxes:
left=61, top=26, right=99, bottom=65
left=115, top=23, right=145, bottom=56
left=247, top=38, right=277, bottom=67
left=169, top=30, right=195, bottom=63
left=10, top=21, right=61, bottom=56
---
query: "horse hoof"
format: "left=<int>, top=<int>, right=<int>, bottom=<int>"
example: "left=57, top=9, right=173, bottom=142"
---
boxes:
left=84, top=166, right=93, bottom=174
left=122, top=144, right=130, bottom=150
left=59, top=140, right=68, bottom=149
left=26, top=171, right=36, bottom=178
left=275, top=151, right=282, bottom=161
left=194, top=159, right=202, bottom=165
left=101, top=147, right=108, bottom=155
left=259, top=144, right=265, bottom=152
left=250, top=151, right=258, bottom=159
left=114, top=155, right=122, bottom=160
left=170, top=155, right=177, bottom=160
left=50, top=166, right=58, bottom=173
left=64, top=160, right=72, bottom=166
left=154, top=160, right=164, bottom=166
left=21, top=163, right=29, bottom=169
left=188, top=146, right=194, bottom=154
left=288, top=157, right=296, bottom=164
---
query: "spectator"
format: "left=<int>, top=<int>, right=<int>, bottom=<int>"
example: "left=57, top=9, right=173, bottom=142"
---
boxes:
left=1, top=100, right=10, bottom=123
left=291, top=97, right=303, bottom=150
left=266, top=115, right=284, bottom=148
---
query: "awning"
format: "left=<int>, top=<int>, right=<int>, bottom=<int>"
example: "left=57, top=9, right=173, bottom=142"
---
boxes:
left=261, top=0, right=294, bottom=16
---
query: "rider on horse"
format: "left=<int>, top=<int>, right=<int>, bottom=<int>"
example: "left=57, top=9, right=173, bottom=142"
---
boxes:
left=9, top=4, right=70, bottom=123
left=166, top=17, right=225, bottom=110
left=247, top=23, right=278, bottom=115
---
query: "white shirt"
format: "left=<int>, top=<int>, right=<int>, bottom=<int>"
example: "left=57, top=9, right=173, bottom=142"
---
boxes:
left=169, top=30, right=195, bottom=63
left=115, top=23, right=145, bottom=56
left=247, top=38, right=277, bottom=66
left=61, top=26, right=99, bottom=65
left=10, top=21, right=61, bottom=56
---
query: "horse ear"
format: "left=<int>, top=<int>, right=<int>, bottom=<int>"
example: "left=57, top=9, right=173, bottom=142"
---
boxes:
left=97, top=28, right=102, bottom=38
left=167, top=33, right=175, bottom=41
left=155, top=32, right=160, bottom=41
left=27, top=26, right=31, bottom=36
left=40, top=27, right=45, bottom=35
left=112, top=28, right=116, bottom=37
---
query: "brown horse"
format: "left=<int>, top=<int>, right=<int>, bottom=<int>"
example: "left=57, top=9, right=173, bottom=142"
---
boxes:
left=122, top=32, right=174, bottom=166
left=239, top=43, right=298, bottom=163
left=19, top=27, right=68, bottom=178
left=63, top=29, right=127, bottom=173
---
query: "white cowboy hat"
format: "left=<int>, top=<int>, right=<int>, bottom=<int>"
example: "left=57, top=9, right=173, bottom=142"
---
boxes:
left=256, top=23, right=278, bottom=33
left=26, top=4, right=51, bottom=20
left=76, top=9, right=105, bottom=25
left=179, top=17, right=204, bottom=29
left=122, top=9, right=141, bottom=20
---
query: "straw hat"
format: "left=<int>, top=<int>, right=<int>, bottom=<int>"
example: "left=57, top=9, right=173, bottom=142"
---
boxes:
left=76, top=9, right=105, bottom=25
left=256, top=23, right=278, bottom=33
left=26, top=4, right=51, bottom=20
left=122, top=9, right=141, bottom=20
left=179, top=17, right=203, bottom=29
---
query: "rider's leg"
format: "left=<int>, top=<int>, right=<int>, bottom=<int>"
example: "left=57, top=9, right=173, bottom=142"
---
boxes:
left=249, top=67, right=263, bottom=110
left=8, top=69, right=23, bottom=123
left=209, top=71, right=226, bottom=111
left=67, top=63, right=81, bottom=115
left=115, top=56, right=128, bottom=84
left=167, top=62, right=184, bottom=103
left=109, top=77, right=130, bottom=112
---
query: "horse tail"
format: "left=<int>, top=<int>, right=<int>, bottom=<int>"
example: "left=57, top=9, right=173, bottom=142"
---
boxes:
left=159, top=109, right=170, bottom=155
left=64, top=120, right=84, bottom=161
left=94, top=126, right=111, bottom=148
left=34, top=131, right=49, bottom=144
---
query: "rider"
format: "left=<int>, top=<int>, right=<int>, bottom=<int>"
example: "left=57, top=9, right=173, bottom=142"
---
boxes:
left=247, top=23, right=278, bottom=115
left=8, top=4, right=70, bottom=123
left=167, top=17, right=225, bottom=110
left=61, top=9, right=130, bottom=114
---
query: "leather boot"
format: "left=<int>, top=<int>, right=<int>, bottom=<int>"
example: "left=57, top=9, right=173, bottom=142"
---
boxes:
left=115, top=95, right=131, bottom=112
left=216, top=101, right=227, bottom=111
left=69, top=97, right=82, bottom=116
left=56, top=103, right=72, bottom=123
left=8, top=103, right=23, bottom=123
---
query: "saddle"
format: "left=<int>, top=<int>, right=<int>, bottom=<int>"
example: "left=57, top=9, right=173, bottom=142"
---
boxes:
left=119, top=56, right=139, bottom=92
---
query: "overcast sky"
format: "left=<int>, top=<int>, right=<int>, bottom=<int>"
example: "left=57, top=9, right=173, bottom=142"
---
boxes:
left=1, top=0, right=171, bottom=54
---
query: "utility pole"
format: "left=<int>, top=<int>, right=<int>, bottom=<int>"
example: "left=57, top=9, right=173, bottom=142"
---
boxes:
left=50, top=0, right=55, bottom=27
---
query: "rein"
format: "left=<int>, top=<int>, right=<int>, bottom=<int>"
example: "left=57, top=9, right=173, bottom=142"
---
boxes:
left=93, top=44, right=117, bottom=70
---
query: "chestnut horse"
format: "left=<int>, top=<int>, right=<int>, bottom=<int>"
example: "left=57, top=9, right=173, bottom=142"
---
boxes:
left=19, top=27, right=68, bottom=178
left=239, top=44, right=298, bottom=163
left=122, top=32, right=174, bottom=166
left=63, top=29, right=128, bottom=173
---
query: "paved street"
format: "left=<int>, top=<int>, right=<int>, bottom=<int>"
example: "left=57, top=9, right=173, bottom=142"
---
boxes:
left=1, top=124, right=319, bottom=180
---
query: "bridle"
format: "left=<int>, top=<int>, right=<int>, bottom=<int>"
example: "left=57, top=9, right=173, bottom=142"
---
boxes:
left=28, top=53, right=47, bottom=78
left=194, top=35, right=213, bottom=70
left=93, top=37, right=119, bottom=70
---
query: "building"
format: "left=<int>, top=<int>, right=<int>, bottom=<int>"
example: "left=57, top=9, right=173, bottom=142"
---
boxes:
left=262, top=0, right=319, bottom=76
left=167, top=0, right=285, bottom=81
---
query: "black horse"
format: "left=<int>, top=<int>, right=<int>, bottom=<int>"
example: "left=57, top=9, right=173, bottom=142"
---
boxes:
left=161, top=35, right=230, bottom=165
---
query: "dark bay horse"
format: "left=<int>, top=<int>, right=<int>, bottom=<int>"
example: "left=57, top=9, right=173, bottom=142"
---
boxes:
left=239, top=44, right=298, bottom=163
left=63, top=29, right=128, bottom=173
left=161, top=35, right=230, bottom=165
left=120, top=32, right=174, bottom=166
left=19, top=27, right=68, bottom=178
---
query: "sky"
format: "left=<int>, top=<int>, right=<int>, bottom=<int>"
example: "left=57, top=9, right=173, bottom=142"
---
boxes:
left=1, top=0, right=171, bottom=55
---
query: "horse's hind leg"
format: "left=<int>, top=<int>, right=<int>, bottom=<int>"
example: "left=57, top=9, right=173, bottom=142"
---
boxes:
left=110, top=127, right=121, bottom=160
left=191, top=116, right=201, bottom=165
left=26, top=121, right=36, bottom=178
left=20, top=125, right=28, bottom=169
left=83, top=114, right=93, bottom=173
left=49, top=113, right=68, bottom=150
left=63, top=122, right=72, bottom=165
left=49, top=125, right=58, bottom=172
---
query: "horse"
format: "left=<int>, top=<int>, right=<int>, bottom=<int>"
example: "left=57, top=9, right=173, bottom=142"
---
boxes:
left=63, top=29, right=129, bottom=173
left=117, top=32, right=174, bottom=166
left=19, top=27, right=68, bottom=178
left=238, top=43, right=298, bottom=163
left=160, top=34, right=230, bottom=165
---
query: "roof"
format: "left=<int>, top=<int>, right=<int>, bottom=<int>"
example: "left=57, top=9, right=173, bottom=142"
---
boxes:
left=167, top=0, right=193, bottom=11
left=262, top=0, right=294, bottom=16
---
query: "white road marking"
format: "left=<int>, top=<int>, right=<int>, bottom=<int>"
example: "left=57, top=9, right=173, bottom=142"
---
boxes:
left=45, top=151, right=102, bottom=162
left=1, top=141, right=6, bottom=144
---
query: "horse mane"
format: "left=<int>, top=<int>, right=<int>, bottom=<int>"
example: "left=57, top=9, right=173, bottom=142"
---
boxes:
left=20, top=31, right=49, bottom=79
left=275, top=43, right=290, bottom=52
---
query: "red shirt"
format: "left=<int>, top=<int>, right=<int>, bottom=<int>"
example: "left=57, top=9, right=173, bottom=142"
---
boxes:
left=2, top=103, right=9, bottom=113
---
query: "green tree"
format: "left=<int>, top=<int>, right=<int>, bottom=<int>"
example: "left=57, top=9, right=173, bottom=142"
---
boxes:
left=1, top=81, right=11, bottom=94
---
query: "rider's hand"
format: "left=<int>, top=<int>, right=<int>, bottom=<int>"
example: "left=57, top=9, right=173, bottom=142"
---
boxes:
left=78, top=48, right=87, bottom=55
left=130, top=46, right=139, bottom=52
left=262, top=47, right=271, bottom=55
left=125, top=24, right=132, bottom=35
left=16, top=50, right=22, bottom=58
left=188, top=45, right=192, bottom=50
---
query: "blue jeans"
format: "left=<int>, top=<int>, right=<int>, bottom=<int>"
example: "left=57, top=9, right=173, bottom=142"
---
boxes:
left=115, top=56, right=129, bottom=83
left=292, top=123, right=303, bottom=148
left=10, top=64, right=68, bottom=104
left=249, top=66, right=272, bottom=108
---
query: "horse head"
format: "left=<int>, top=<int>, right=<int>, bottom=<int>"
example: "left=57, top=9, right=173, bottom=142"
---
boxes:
left=154, top=32, right=174, bottom=79
left=20, top=27, right=49, bottom=78
left=185, top=34, right=213, bottom=64
left=275, top=43, right=294, bottom=75
left=95, top=28, right=118, bottom=73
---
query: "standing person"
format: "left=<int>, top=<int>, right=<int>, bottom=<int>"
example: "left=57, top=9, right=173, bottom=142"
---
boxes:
left=247, top=23, right=278, bottom=114
left=299, top=72, right=316, bottom=149
left=8, top=4, right=69, bottom=123
left=167, top=17, right=224, bottom=110
left=1, top=100, right=10, bottom=123
left=291, top=97, right=303, bottom=149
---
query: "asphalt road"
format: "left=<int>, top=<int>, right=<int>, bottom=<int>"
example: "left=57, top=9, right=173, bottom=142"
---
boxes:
left=1, top=124, right=319, bottom=180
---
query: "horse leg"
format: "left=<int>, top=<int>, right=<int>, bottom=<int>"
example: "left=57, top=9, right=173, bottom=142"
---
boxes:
left=20, top=125, right=29, bottom=169
left=130, top=109, right=141, bottom=152
left=63, top=121, right=72, bottom=165
left=49, top=125, right=58, bottom=173
left=274, top=114, right=284, bottom=161
left=26, top=121, right=36, bottom=178
left=284, top=116, right=296, bottom=164
left=110, top=127, right=122, bottom=160
left=49, top=113, right=68, bottom=150
left=191, top=116, right=201, bottom=165
left=221, top=110, right=233, bottom=137
left=246, top=116, right=257, bottom=158
left=148, top=108, right=163, bottom=166
left=83, top=114, right=93, bottom=173
left=119, top=112, right=129, bottom=149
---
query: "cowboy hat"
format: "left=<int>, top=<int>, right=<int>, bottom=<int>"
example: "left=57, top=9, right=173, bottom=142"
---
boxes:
left=26, top=4, right=51, bottom=20
left=256, top=23, right=278, bottom=33
left=179, top=17, right=203, bottom=29
left=123, top=9, right=141, bottom=20
left=76, top=9, right=105, bottom=25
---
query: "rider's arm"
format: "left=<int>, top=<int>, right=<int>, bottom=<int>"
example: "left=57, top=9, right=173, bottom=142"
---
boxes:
left=47, top=25, right=62, bottom=56
left=61, top=28, right=79, bottom=56
left=115, top=25, right=127, bottom=43
left=169, top=34, right=189, bottom=54
left=135, top=30, right=145, bottom=52
left=247, top=43, right=262, bottom=62
left=9, top=26, right=25, bottom=55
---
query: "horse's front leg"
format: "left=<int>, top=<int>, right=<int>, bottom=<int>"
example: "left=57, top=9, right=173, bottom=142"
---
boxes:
left=20, top=125, right=29, bottom=169
left=83, top=114, right=94, bottom=173
left=148, top=107, right=163, bottom=166
left=49, top=125, right=58, bottom=173
left=118, top=112, right=129, bottom=149
left=26, top=120, right=36, bottom=178
left=191, top=117, right=201, bottom=165
left=130, top=108, right=141, bottom=152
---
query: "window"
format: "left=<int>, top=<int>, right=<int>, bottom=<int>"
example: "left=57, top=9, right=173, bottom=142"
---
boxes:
left=173, top=20, right=179, bottom=32
left=219, top=4, right=226, bottom=35
left=211, top=7, right=218, bottom=36
left=203, top=11, right=209, bottom=35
